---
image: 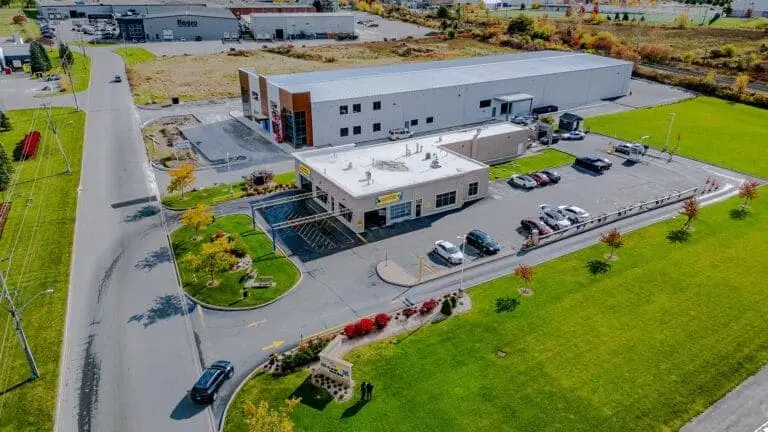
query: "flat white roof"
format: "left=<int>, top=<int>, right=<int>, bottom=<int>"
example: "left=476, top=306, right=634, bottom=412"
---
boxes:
left=295, top=125, right=525, bottom=197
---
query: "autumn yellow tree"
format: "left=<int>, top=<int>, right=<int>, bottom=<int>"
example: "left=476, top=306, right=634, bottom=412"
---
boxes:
left=181, top=204, right=214, bottom=238
left=168, top=163, right=196, bottom=198
left=189, top=237, right=237, bottom=285
left=245, top=398, right=300, bottom=432
left=371, top=2, right=385, bottom=15
left=732, top=73, right=749, bottom=94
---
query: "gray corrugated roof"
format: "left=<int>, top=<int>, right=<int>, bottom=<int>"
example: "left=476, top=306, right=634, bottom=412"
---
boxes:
left=138, top=9, right=235, bottom=19
left=266, top=51, right=631, bottom=102
left=250, top=12, right=353, bottom=17
left=0, top=44, right=30, bottom=57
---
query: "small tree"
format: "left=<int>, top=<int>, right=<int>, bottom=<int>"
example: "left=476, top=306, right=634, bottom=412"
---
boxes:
left=0, top=111, right=11, bottom=132
left=441, top=298, right=453, bottom=316
left=446, top=29, right=457, bottom=39
left=30, top=42, right=50, bottom=74
left=0, top=145, right=14, bottom=192
left=245, top=399, right=299, bottom=432
left=680, top=197, right=700, bottom=230
left=436, top=5, right=450, bottom=19
left=181, top=204, right=214, bottom=237
left=738, top=180, right=760, bottom=209
left=539, top=115, right=555, bottom=125
left=513, top=264, right=534, bottom=294
left=600, top=228, right=623, bottom=260
left=198, top=237, right=237, bottom=284
left=507, top=14, right=534, bottom=35
left=622, top=12, right=630, bottom=21
left=167, top=163, right=196, bottom=198
left=731, top=73, right=749, bottom=94
left=58, top=43, right=74, bottom=68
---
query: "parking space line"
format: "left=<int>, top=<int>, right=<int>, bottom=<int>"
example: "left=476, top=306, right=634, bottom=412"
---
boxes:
left=356, top=233, right=368, bottom=244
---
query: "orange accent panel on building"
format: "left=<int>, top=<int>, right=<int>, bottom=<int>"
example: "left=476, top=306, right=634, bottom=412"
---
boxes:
left=292, top=92, right=313, bottom=146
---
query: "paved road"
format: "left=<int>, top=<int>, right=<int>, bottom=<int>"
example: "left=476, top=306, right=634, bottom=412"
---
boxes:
left=55, top=47, right=213, bottom=432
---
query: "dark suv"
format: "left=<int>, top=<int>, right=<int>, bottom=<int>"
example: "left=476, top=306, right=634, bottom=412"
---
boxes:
left=190, top=360, right=234, bottom=404
left=465, top=229, right=501, bottom=255
left=573, top=156, right=611, bottom=174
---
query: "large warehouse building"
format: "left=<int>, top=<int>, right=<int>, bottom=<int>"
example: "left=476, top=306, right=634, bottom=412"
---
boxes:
left=239, top=51, right=633, bottom=148
left=37, top=1, right=209, bottom=20
left=117, top=8, right=239, bottom=42
left=249, top=12, right=354, bottom=40
left=293, top=129, right=496, bottom=233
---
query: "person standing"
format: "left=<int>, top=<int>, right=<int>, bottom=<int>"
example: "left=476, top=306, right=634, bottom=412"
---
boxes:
left=367, top=382, right=374, bottom=400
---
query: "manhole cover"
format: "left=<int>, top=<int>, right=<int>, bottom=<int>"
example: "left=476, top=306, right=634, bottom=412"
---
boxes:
left=496, top=351, right=507, bottom=358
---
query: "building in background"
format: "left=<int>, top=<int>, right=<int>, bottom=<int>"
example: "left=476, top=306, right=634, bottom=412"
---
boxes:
left=0, top=43, right=31, bottom=71
left=230, top=4, right=316, bottom=16
left=729, top=0, right=768, bottom=17
left=36, top=1, right=210, bottom=20
left=249, top=12, right=354, bottom=40
left=238, top=51, right=632, bottom=148
left=117, top=8, right=238, bottom=42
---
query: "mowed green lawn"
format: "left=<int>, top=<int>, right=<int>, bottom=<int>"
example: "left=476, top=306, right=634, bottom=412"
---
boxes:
left=226, top=193, right=768, bottom=432
left=171, top=214, right=300, bottom=308
left=113, top=47, right=157, bottom=66
left=0, top=7, right=38, bottom=39
left=0, top=108, right=85, bottom=431
left=162, top=171, right=296, bottom=210
left=488, top=149, right=572, bottom=182
left=586, top=97, right=768, bottom=178
left=49, top=50, right=91, bottom=93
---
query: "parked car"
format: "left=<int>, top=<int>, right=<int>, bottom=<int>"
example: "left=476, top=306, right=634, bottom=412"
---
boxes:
left=561, top=131, right=585, bottom=140
left=434, top=240, right=464, bottom=265
left=558, top=205, right=591, bottom=224
left=520, top=218, right=553, bottom=236
left=465, top=229, right=501, bottom=255
left=541, top=170, right=561, bottom=184
left=529, top=172, right=551, bottom=186
left=597, top=156, right=613, bottom=167
left=614, top=143, right=643, bottom=156
left=539, top=205, right=571, bottom=230
left=511, top=115, right=529, bottom=125
left=114, top=74, right=122, bottom=82
left=539, top=134, right=560, bottom=145
left=190, top=360, right=234, bottom=404
left=532, top=105, right=559, bottom=116
left=388, top=128, right=413, bottom=140
left=509, top=174, right=537, bottom=190
left=573, top=156, right=611, bottom=173
left=365, top=22, right=379, bottom=27
left=45, top=74, right=61, bottom=81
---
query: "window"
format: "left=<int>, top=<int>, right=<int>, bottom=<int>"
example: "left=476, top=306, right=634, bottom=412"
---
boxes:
left=426, top=116, right=434, bottom=124
left=251, top=90, right=259, bottom=101
left=479, top=99, right=491, bottom=108
left=373, top=101, right=381, bottom=111
left=435, top=191, right=457, bottom=208
left=353, top=125, right=361, bottom=135
left=388, top=201, right=412, bottom=223
left=410, top=119, right=418, bottom=127
left=339, top=105, right=348, bottom=115
left=340, top=127, right=349, bottom=137
left=373, top=123, right=381, bottom=132
left=353, top=103, right=361, bottom=113
left=468, top=182, right=479, bottom=197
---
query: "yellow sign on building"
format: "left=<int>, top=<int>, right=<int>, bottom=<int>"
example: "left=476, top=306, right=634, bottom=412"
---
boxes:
left=299, top=164, right=311, bottom=177
left=376, top=191, right=402, bottom=207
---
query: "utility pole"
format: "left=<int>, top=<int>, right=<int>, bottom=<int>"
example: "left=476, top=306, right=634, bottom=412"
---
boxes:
left=227, top=152, right=233, bottom=197
left=62, top=62, right=79, bottom=110
left=43, top=104, right=72, bottom=173
left=0, top=273, right=52, bottom=380
left=663, top=112, right=676, bottom=152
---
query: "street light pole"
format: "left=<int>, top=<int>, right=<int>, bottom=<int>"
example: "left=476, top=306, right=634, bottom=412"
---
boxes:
left=0, top=272, right=53, bottom=380
left=457, top=235, right=465, bottom=291
left=663, top=112, right=676, bottom=152
left=226, top=152, right=233, bottom=196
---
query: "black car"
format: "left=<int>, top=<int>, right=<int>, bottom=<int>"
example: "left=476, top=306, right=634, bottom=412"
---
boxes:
left=573, top=156, right=611, bottom=173
left=541, top=170, right=561, bottom=183
left=190, top=360, right=234, bottom=404
left=532, top=105, right=559, bottom=116
left=465, top=229, right=501, bottom=255
left=539, top=134, right=560, bottom=145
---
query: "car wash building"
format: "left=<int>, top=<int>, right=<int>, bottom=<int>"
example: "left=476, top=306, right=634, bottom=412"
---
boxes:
left=238, top=50, right=633, bottom=149
left=117, top=8, right=239, bottom=42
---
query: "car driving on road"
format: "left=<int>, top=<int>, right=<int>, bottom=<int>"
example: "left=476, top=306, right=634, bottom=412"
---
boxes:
left=558, top=205, right=590, bottom=224
left=190, top=360, right=234, bottom=404
left=509, top=174, right=537, bottom=190
left=465, top=229, right=501, bottom=255
left=539, top=205, right=571, bottom=230
left=434, top=240, right=464, bottom=265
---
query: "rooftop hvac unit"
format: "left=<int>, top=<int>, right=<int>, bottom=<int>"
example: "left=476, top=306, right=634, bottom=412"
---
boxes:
left=343, top=162, right=353, bottom=171
left=430, top=155, right=440, bottom=169
left=424, top=152, right=431, bottom=160
left=365, top=170, right=372, bottom=184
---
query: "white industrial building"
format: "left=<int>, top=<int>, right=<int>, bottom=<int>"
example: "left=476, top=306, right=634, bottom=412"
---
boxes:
left=729, top=0, right=768, bottom=17
left=249, top=12, right=355, bottom=40
left=238, top=51, right=632, bottom=148
left=293, top=128, right=501, bottom=232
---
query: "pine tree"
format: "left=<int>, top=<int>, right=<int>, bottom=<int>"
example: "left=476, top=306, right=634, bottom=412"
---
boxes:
left=0, top=145, right=14, bottom=192
left=30, top=42, right=46, bottom=74
left=59, top=42, right=74, bottom=68
left=39, top=44, right=52, bottom=71
left=0, top=111, right=11, bottom=132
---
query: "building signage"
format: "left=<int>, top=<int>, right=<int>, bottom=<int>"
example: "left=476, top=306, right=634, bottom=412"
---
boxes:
left=318, top=354, right=353, bottom=384
left=177, top=19, right=198, bottom=27
left=299, top=164, right=311, bottom=178
left=376, top=192, right=402, bottom=207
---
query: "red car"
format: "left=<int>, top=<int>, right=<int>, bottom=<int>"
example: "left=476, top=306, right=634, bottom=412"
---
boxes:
left=528, top=172, right=551, bottom=186
left=520, top=218, right=553, bottom=236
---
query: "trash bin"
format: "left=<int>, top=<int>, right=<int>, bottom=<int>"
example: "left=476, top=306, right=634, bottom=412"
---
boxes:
left=171, top=96, right=180, bottom=105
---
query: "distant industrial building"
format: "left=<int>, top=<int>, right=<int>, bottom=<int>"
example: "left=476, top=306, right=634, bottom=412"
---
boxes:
left=0, top=43, right=30, bottom=71
left=729, top=0, right=768, bottom=17
left=238, top=51, right=632, bottom=148
left=36, top=1, right=210, bottom=20
left=231, top=4, right=316, bottom=16
left=249, top=12, right=354, bottom=41
left=293, top=129, right=496, bottom=233
left=117, top=8, right=239, bottom=42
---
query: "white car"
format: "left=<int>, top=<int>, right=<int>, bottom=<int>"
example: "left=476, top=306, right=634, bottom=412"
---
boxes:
left=434, top=240, right=464, bottom=265
left=388, top=128, right=413, bottom=140
left=558, top=205, right=590, bottom=224
left=510, top=174, right=537, bottom=190
left=561, top=131, right=585, bottom=140
left=539, top=204, right=571, bottom=230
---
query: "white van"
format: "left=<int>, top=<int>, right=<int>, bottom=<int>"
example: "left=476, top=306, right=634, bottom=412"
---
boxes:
left=388, top=128, right=413, bottom=141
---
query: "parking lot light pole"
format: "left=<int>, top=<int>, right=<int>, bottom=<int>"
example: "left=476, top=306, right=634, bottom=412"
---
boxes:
left=457, top=235, right=465, bottom=291
left=664, top=112, right=676, bottom=151
left=226, top=152, right=233, bottom=197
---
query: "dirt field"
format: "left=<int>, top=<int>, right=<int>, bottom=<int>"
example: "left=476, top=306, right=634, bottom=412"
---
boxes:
left=588, top=24, right=767, bottom=53
left=126, top=38, right=513, bottom=104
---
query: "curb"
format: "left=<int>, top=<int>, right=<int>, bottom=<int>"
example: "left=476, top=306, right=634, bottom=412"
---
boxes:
left=217, top=360, right=273, bottom=432
left=159, top=186, right=297, bottom=212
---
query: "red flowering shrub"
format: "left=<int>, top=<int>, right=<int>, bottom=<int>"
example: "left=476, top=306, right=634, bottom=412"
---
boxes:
left=419, top=298, right=439, bottom=315
left=356, top=318, right=374, bottom=336
left=344, top=324, right=359, bottom=338
left=402, top=307, right=417, bottom=318
left=374, top=313, right=391, bottom=329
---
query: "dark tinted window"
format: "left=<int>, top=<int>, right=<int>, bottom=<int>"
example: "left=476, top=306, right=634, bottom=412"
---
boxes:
left=340, top=127, right=349, bottom=137
left=195, top=369, right=220, bottom=389
left=479, top=100, right=491, bottom=108
left=339, top=105, right=348, bottom=115
left=373, top=123, right=381, bottom=132
left=410, top=119, right=418, bottom=127
left=373, top=101, right=381, bottom=110
left=426, top=116, right=434, bottom=124
left=353, top=103, right=361, bottom=113
left=353, top=125, right=361, bottom=135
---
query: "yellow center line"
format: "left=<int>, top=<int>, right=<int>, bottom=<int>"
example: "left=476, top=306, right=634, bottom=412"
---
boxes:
left=261, top=340, right=285, bottom=351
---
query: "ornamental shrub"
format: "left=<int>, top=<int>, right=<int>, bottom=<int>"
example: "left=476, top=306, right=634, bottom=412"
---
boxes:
left=402, top=307, right=417, bottom=318
left=374, top=313, right=391, bottom=329
left=419, top=298, right=439, bottom=315
left=441, top=299, right=453, bottom=316
left=344, top=324, right=358, bottom=338
left=356, top=318, right=375, bottom=336
left=450, top=295, right=458, bottom=308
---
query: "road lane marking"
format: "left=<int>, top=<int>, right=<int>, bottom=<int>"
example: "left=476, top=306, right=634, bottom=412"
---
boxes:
left=247, top=319, right=266, bottom=328
left=196, top=304, right=206, bottom=329
left=262, top=340, right=285, bottom=351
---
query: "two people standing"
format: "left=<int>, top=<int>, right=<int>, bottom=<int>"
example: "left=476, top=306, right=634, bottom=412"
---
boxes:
left=359, top=381, right=375, bottom=401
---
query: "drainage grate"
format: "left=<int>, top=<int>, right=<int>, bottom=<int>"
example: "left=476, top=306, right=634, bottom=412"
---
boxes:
left=496, top=351, right=507, bottom=358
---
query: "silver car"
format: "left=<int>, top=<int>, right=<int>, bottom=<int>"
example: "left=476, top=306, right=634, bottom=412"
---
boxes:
left=434, top=240, right=464, bottom=265
left=510, top=174, right=537, bottom=190
left=539, top=204, right=571, bottom=230
left=558, top=205, right=590, bottom=223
